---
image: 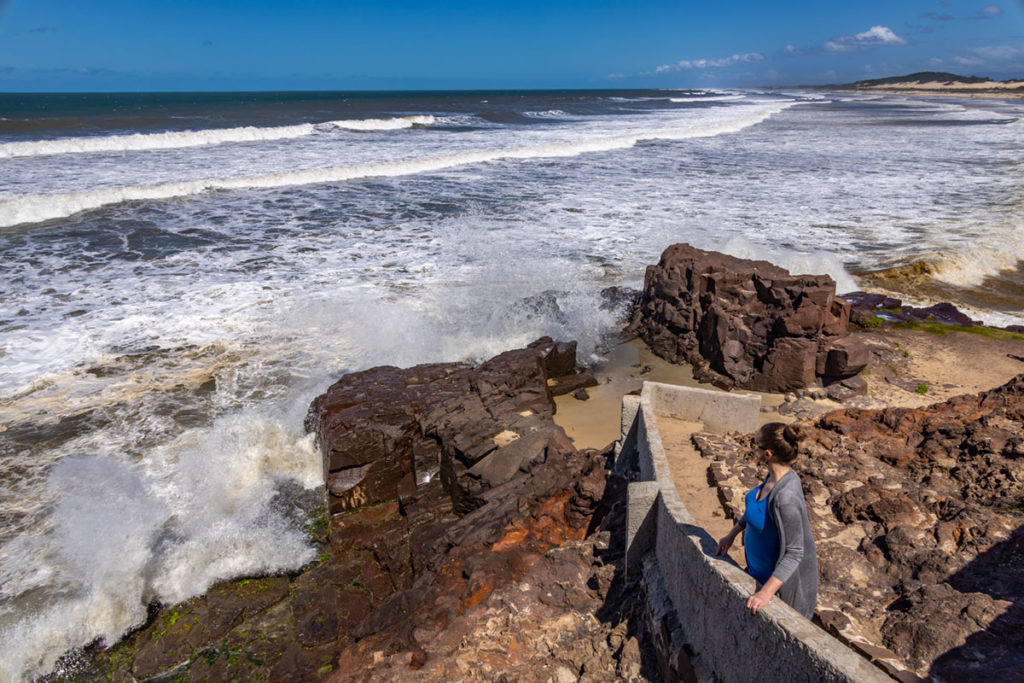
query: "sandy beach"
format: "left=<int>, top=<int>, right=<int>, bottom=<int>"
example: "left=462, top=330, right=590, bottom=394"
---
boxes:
left=841, top=88, right=1024, bottom=100
left=825, top=75, right=1024, bottom=100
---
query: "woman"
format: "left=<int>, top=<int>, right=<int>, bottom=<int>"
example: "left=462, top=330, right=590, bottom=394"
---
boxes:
left=716, top=422, right=818, bottom=619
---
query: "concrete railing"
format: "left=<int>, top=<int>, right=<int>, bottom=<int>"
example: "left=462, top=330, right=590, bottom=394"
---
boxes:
left=622, top=382, right=892, bottom=682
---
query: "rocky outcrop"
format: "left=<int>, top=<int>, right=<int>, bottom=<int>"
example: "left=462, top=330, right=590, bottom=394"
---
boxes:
left=699, top=373, right=1024, bottom=680
left=630, top=243, right=867, bottom=392
left=74, top=340, right=655, bottom=681
left=327, top=462, right=660, bottom=681
left=306, top=336, right=597, bottom=520
left=844, top=291, right=982, bottom=328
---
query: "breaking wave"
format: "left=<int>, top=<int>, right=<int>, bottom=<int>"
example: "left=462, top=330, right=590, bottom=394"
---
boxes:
left=0, top=101, right=796, bottom=227
left=670, top=95, right=746, bottom=103
left=0, top=116, right=438, bottom=159
left=326, top=115, right=436, bottom=131
left=862, top=240, right=1024, bottom=291
left=0, top=123, right=318, bottom=159
left=0, top=406, right=321, bottom=681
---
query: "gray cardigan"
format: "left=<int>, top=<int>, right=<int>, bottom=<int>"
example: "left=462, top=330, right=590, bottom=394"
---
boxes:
left=742, top=469, right=818, bottom=618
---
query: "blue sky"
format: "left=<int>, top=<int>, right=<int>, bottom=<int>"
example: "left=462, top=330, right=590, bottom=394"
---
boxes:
left=0, top=0, right=1022, bottom=91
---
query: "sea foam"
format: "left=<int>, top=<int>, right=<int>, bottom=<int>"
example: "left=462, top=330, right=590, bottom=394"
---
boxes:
left=0, top=116, right=438, bottom=159
left=0, top=101, right=795, bottom=227
left=0, top=123, right=318, bottom=159
left=670, top=95, right=746, bottom=103
left=0, top=401, right=321, bottom=681
left=327, top=115, right=436, bottom=131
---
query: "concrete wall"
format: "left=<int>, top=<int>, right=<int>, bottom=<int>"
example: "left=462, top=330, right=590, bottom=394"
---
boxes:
left=647, top=382, right=761, bottom=435
left=624, top=381, right=892, bottom=683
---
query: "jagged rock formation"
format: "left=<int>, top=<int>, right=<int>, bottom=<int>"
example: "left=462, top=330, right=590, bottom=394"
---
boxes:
left=630, top=243, right=867, bottom=392
left=75, top=340, right=654, bottom=681
left=307, top=336, right=594, bottom=519
left=327, top=465, right=660, bottom=681
left=698, top=373, right=1024, bottom=681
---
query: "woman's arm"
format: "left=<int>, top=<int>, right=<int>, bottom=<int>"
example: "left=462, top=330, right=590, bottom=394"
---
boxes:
left=746, top=576, right=782, bottom=614
left=747, top=493, right=806, bottom=614
left=770, top=494, right=807, bottom=584
left=716, top=519, right=745, bottom=556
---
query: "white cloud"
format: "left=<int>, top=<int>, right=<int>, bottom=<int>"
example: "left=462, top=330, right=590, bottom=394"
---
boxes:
left=928, top=57, right=944, bottom=66
left=953, top=55, right=985, bottom=66
left=824, top=25, right=907, bottom=52
left=857, top=26, right=906, bottom=44
left=655, top=52, right=764, bottom=73
left=981, top=5, right=1004, bottom=15
left=971, top=44, right=1024, bottom=61
left=784, top=44, right=798, bottom=54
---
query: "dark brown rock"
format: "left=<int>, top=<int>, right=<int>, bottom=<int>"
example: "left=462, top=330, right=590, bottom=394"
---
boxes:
left=467, top=428, right=556, bottom=487
left=307, top=345, right=560, bottom=516
left=629, top=243, right=854, bottom=391
left=321, top=463, right=661, bottom=682
left=762, top=336, right=818, bottom=391
left=822, top=336, right=870, bottom=378
left=528, top=336, right=579, bottom=378
left=825, top=375, right=869, bottom=402
left=845, top=291, right=982, bottom=328
left=548, top=372, right=599, bottom=397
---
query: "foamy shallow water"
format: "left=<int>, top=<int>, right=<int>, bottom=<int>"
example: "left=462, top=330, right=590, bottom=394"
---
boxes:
left=0, top=88, right=1022, bottom=679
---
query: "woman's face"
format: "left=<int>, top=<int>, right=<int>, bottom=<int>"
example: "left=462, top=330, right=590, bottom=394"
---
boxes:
left=754, top=430, right=773, bottom=462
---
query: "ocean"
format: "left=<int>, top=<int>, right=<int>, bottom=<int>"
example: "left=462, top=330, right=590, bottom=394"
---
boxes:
left=0, top=88, right=1022, bottom=679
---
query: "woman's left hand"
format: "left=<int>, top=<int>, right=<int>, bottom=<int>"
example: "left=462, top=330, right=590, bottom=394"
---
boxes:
left=746, top=576, right=783, bottom=614
left=746, top=589, right=772, bottom=614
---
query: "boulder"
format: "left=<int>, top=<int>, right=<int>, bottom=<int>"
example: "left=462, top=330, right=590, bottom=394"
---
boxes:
left=821, top=336, right=870, bottom=379
left=307, top=345, right=559, bottom=516
left=528, top=336, right=579, bottom=378
left=825, top=375, right=868, bottom=402
left=630, top=243, right=853, bottom=391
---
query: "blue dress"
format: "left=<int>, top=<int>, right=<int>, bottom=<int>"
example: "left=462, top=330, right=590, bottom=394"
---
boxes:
left=743, top=480, right=779, bottom=584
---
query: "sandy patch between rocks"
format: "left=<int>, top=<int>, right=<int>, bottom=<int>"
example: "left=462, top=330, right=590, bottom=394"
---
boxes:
left=553, top=338, right=784, bottom=451
left=859, top=328, right=1024, bottom=408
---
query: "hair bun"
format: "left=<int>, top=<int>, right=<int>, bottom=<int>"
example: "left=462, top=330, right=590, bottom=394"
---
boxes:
left=782, top=424, right=798, bottom=446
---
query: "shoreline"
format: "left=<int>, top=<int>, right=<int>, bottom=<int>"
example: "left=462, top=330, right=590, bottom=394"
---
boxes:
left=820, top=86, right=1024, bottom=100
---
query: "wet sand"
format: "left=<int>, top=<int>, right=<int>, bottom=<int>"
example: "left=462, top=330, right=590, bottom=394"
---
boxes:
left=552, top=338, right=784, bottom=451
